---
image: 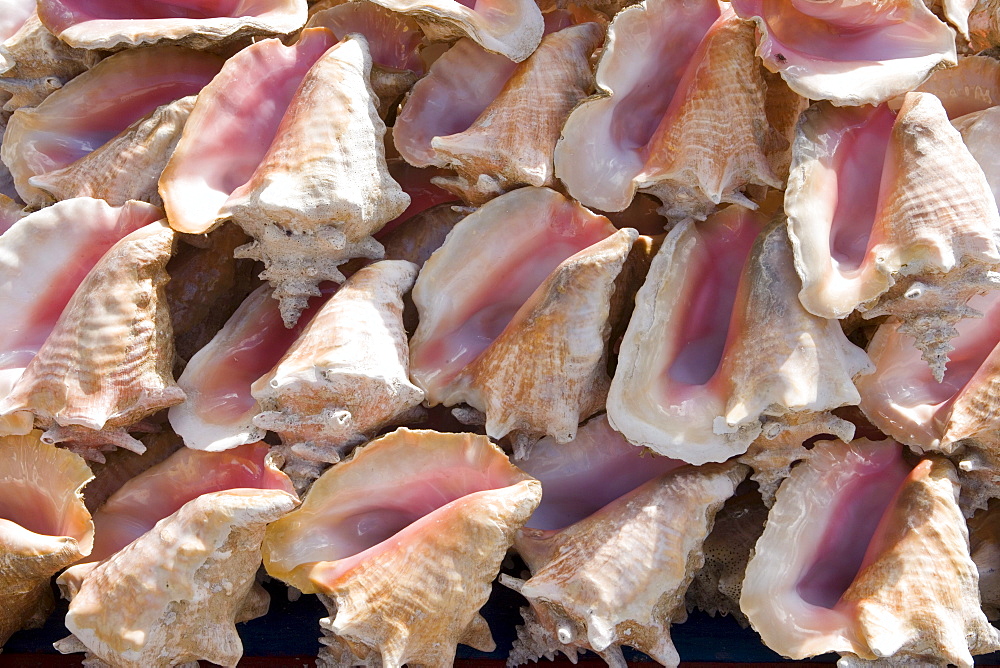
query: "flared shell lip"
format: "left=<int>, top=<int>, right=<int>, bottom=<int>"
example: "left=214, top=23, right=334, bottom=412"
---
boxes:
left=262, top=428, right=538, bottom=591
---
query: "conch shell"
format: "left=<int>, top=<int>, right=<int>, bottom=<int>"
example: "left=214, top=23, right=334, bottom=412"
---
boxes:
left=731, top=0, right=956, bottom=106
left=505, top=460, right=747, bottom=667
left=58, top=488, right=298, bottom=668
left=409, top=187, right=637, bottom=448
left=252, top=260, right=424, bottom=487
left=786, top=92, right=1000, bottom=381
left=0, top=221, right=184, bottom=458
left=36, top=0, right=307, bottom=50
left=222, top=34, right=409, bottom=326
left=0, top=431, right=93, bottom=648
left=608, top=209, right=870, bottom=465
left=741, top=438, right=1000, bottom=666
left=263, top=428, right=541, bottom=668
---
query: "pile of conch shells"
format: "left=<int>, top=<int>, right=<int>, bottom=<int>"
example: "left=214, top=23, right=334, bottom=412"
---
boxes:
left=10, top=0, right=1000, bottom=666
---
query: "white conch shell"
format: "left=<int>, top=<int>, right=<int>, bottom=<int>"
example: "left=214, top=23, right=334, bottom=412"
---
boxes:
left=59, top=489, right=298, bottom=668
left=36, top=0, right=307, bottom=50
left=955, top=105, right=1000, bottom=210
left=27, top=96, right=195, bottom=207
left=263, top=428, right=541, bottom=668
left=608, top=209, right=870, bottom=465
left=0, top=431, right=93, bottom=647
left=429, top=23, right=602, bottom=206
left=731, top=0, right=956, bottom=106
left=2, top=45, right=222, bottom=207
left=409, top=187, right=636, bottom=447
left=554, top=1, right=804, bottom=221
left=741, top=439, right=1000, bottom=666
left=222, top=35, right=409, bottom=327
left=787, top=92, right=1000, bottom=381
left=0, top=221, right=184, bottom=459
left=505, top=461, right=747, bottom=667
left=252, top=260, right=424, bottom=486
left=363, top=0, right=543, bottom=62
left=0, top=198, right=164, bottom=438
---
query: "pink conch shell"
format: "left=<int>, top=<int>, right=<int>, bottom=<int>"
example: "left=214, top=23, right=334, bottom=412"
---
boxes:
left=731, top=0, right=957, bottom=106
left=58, top=488, right=298, bottom=668
left=0, top=0, right=34, bottom=42
left=787, top=93, right=1000, bottom=381
left=0, top=221, right=184, bottom=459
left=741, top=439, right=1000, bottom=666
left=505, top=460, right=746, bottom=667
left=263, top=428, right=541, bottom=668
left=363, top=0, right=543, bottom=62
left=554, top=1, right=804, bottom=221
left=306, top=0, right=423, bottom=116
left=27, top=96, right=195, bottom=208
left=608, top=209, right=870, bottom=465
left=80, top=430, right=184, bottom=514
left=159, top=28, right=337, bottom=236
left=0, top=431, right=93, bottom=648
left=0, top=194, right=25, bottom=233
left=969, top=500, right=1000, bottom=620
left=2, top=46, right=222, bottom=207
left=409, top=187, right=637, bottom=447
left=925, top=0, right=977, bottom=38
left=910, top=55, right=1000, bottom=119
left=429, top=23, right=602, bottom=206
left=222, top=34, right=409, bottom=326
left=0, top=198, right=163, bottom=437
left=252, top=260, right=424, bottom=487
left=684, top=487, right=768, bottom=626
left=0, top=11, right=102, bottom=112
left=169, top=283, right=331, bottom=452
left=37, top=0, right=307, bottom=50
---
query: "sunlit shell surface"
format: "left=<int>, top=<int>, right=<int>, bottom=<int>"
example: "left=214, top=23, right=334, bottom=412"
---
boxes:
left=36, top=0, right=307, bottom=50
left=0, top=198, right=164, bottom=437
left=608, top=208, right=870, bottom=465
left=506, top=460, right=746, bottom=667
left=0, top=221, right=184, bottom=457
left=252, top=260, right=423, bottom=484
left=0, top=0, right=34, bottom=42
left=731, top=0, right=956, bottom=106
left=554, top=0, right=804, bottom=221
left=741, top=439, right=999, bottom=665
left=969, top=500, right=1000, bottom=621
left=59, top=488, right=298, bottom=668
left=911, top=55, right=1000, bottom=120
left=409, top=187, right=636, bottom=446
left=263, top=428, right=541, bottom=668
left=786, top=92, right=1000, bottom=381
left=0, top=431, right=92, bottom=647
left=2, top=46, right=223, bottom=207
left=223, top=35, right=408, bottom=326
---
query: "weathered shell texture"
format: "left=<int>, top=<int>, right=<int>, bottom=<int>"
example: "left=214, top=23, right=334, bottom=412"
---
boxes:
left=969, top=500, right=1000, bottom=620
left=0, top=431, right=93, bottom=647
left=506, top=461, right=747, bottom=668
left=224, top=34, right=409, bottom=327
left=554, top=0, right=805, bottom=222
left=741, top=439, right=1000, bottom=666
left=786, top=92, right=1000, bottom=381
left=28, top=96, right=195, bottom=208
left=430, top=22, right=602, bottom=206
left=36, top=0, right=308, bottom=50
left=409, top=187, right=636, bottom=447
left=159, top=28, right=336, bottom=236
left=0, top=221, right=185, bottom=459
left=969, top=0, right=1000, bottom=51
left=262, top=428, right=542, bottom=668
left=60, top=489, right=299, bottom=668
left=0, top=198, right=164, bottom=438
left=252, top=260, right=424, bottom=483
left=169, top=283, right=331, bottom=452
left=607, top=208, right=870, bottom=465
left=2, top=46, right=223, bottom=208
left=0, top=11, right=102, bottom=112
left=363, top=0, right=544, bottom=62
left=912, top=55, right=1000, bottom=119
left=731, top=0, right=957, bottom=106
